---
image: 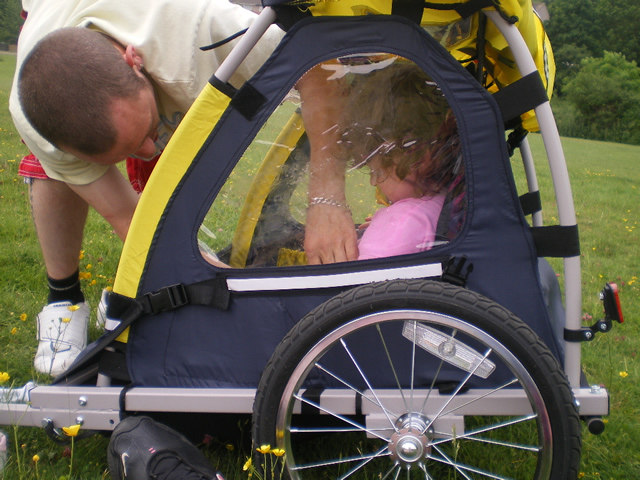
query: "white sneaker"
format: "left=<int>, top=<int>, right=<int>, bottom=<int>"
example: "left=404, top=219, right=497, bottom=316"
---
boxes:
left=96, top=289, right=121, bottom=331
left=96, top=289, right=108, bottom=328
left=34, top=301, right=89, bottom=377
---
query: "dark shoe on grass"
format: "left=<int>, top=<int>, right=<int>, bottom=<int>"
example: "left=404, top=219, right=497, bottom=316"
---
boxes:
left=107, top=415, right=224, bottom=479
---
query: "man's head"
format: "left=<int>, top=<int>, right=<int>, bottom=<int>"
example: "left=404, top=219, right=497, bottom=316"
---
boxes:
left=19, top=27, right=159, bottom=164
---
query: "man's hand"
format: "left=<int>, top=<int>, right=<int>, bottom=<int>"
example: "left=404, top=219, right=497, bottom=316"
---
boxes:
left=305, top=204, right=358, bottom=264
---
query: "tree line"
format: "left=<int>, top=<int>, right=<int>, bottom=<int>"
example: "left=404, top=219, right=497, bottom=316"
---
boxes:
left=0, top=0, right=22, bottom=45
left=544, top=0, right=640, bottom=145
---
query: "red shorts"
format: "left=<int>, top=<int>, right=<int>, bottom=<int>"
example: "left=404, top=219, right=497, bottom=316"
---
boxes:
left=18, top=153, right=160, bottom=194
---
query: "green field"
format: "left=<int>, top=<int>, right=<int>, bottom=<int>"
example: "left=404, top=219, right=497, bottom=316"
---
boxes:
left=1, top=51, right=639, bottom=479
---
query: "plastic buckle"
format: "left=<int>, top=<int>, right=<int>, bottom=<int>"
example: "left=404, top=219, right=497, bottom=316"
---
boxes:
left=441, top=256, right=474, bottom=287
left=141, top=284, right=189, bottom=315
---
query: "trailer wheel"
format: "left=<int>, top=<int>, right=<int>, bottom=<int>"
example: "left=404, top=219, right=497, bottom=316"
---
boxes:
left=253, top=279, right=581, bottom=479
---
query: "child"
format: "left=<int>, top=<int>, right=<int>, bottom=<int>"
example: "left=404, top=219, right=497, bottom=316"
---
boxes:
left=339, top=61, right=463, bottom=260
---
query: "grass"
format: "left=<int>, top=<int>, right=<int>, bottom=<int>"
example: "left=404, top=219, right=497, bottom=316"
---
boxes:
left=1, top=51, right=639, bottom=478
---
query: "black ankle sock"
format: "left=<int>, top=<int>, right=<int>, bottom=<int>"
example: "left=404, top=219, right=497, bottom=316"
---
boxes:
left=47, top=270, right=85, bottom=305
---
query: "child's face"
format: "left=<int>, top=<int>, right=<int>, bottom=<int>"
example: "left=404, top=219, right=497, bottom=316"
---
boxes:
left=366, top=154, right=418, bottom=204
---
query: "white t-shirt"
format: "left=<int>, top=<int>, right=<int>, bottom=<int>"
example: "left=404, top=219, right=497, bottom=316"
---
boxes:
left=10, top=0, right=282, bottom=185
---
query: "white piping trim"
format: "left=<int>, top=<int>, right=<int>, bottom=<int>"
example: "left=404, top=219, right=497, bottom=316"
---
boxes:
left=226, top=263, right=442, bottom=292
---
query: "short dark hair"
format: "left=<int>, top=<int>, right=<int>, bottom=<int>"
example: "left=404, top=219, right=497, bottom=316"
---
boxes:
left=19, top=27, right=147, bottom=155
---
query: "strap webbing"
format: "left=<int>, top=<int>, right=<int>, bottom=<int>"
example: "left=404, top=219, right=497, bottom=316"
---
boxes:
left=519, top=191, right=541, bottom=217
left=231, top=82, right=266, bottom=120
left=209, top=75, right=238, bottom=99
left=137, top=277, right=231, bottom=315
left=530, top=225, right=580, bottom=257
left=493, top=71, right=548, bottom=127
left=392, top=0, right=426, bottom=24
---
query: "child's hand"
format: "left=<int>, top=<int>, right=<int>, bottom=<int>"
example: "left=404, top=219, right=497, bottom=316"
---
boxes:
left=358, top=216, right=373, bottom=230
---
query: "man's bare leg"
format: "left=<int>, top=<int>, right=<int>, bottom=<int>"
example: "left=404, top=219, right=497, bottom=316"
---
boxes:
left=30, top=178, right=88, bottom=281
left=30, top=178, right=90, bottom=376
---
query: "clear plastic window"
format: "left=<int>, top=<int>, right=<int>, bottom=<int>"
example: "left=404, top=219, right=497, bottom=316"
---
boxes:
left=199, top=54, right=466, bottom=268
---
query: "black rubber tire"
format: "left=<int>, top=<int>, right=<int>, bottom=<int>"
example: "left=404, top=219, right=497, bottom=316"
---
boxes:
left=252, top=279, right=581, bottom=479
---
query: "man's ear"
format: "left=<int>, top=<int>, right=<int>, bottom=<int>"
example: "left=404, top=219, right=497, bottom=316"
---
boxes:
left=123, top=45, right=144, bottom=70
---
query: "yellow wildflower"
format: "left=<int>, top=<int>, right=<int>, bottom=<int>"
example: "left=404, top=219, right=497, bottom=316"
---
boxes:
left=68, top=305, right=80, bottom=312
left=11, top=327, right=17, bottom=335
left=62, top=424, right=81, bottom=437
left=242, top=458, right=252, bottom=471
left=272, top=448, right=285, bottom=457
left=256, top=444, right=271, bottom=454
left=619, top=371, right=629, bottom=378
left=225, top=444, right=234, bottom=452
left=79, top=250, right=85, bottom=260
left=0, top=372, right=10, bottom=384
left=33, top=454, right=40, bottom=463
left=61, top=317, right=71, bottom=323
left=20, top=313, right=27, bottom=322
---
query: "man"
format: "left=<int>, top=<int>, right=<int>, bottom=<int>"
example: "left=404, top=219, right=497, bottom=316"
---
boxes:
left=10, top=0, right=282, bottom=376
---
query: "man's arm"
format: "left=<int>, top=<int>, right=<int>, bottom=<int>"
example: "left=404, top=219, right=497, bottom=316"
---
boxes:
left=68, top=165, right=140, bottom=241
left=297, top=64, right=359, bottom=264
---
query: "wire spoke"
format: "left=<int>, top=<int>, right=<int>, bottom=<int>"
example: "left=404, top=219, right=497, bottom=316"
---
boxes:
left=408, top=321, right=418, bottom=412
left=380, top=462, right=402, bottom=480
left=429, top=445, right=506, bottom=480
left=314, top=363, right=398, bottom=423
left=418, top=461, right=438, bottom=480
left=291, top=425, right=389, bottom=434
left=376, top=323, right=409, bottom=411
left=289, top=445, right=389, bottom=473
left=440, top=378, right=520, bottom=417
left=336, top=445, right=390, bottom=480
left=292, top=393, right=388, bottom=441
left=423, top=347, right=493, bottom=434
left=462, top=433, right=541, bottom=452
left=430, top=414, right=539, bottom=447
left=339, top=338, right=398, bottom=432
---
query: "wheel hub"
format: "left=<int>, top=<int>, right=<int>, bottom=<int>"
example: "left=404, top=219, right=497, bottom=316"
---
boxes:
left=389, top=413, right=433, bottom=468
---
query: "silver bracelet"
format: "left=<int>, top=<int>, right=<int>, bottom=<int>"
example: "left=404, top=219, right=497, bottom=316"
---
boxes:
left=308, top=196, right=352, bottom=214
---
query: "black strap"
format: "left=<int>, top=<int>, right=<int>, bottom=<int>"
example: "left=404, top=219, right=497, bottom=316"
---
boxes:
left=493, top=72, right=548, bottom=127
left=519, top=191, right=541, bottom=217
left=97, top=342, right=131, bottom=382
left=530, top=225, right=580, bottom=258
left=138, top=277, right=231, bottom=315
left=209, top=75, right=238, bottom=99
left=506, top=126, right=528, bottom=157
left=119, top=383, right=136, bottom=420
left=200, top=29, right=248, bottom=51
left=392, top=0, right=425, bottom=24
left=300, top=387, right=324, bottom=415
left=105, top=277, right=230, bottom=321
left=230, top=82, right=267, bottom=120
